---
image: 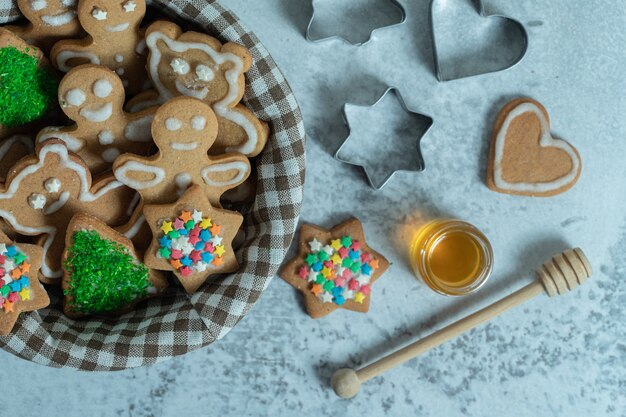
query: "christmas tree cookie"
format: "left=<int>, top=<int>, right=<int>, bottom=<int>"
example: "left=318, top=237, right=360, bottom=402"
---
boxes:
left=280, top=218, right=389, bottom=319
left=0, top=230, right=50, bottom=335
left=62, top=213, right=168, bottom=317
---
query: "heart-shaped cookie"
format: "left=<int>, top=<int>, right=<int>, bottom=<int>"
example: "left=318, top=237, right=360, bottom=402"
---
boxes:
left=430, top=0, right=528, bottom=81
left=487, top=98, right=582, bottom=197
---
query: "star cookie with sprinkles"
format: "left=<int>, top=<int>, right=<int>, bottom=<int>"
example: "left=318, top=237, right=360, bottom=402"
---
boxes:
left=143, top=184, right=243, bottom=293
left=280, top=218, right=389, bottom=319
left=0, top=230, right=50, bottom=335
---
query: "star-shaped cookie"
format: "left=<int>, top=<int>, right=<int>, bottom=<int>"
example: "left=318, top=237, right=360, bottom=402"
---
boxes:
left=0, top=230, right=50, bottom=335
left=280, top=218, right=389, bottom=319
left=143, top=185, right=243, bottom=293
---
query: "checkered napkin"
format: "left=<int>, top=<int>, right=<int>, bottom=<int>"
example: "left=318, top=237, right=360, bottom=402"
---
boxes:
left=0, top=0, right=306, bottom=370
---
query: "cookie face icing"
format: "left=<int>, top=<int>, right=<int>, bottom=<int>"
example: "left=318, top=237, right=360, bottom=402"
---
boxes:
left=488, top=98, right=582, bottom=197
left=37, top=64, right=155, bottom=174
left=126, top=21, right=269, bottom=157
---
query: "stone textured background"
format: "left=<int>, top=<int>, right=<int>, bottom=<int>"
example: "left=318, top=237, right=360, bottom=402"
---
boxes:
left=2, top=0, right=625, bottom=415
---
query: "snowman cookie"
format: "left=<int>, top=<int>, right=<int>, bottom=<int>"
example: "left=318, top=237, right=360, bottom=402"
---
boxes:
left=50, top=0, right=147, bottom=95
left=4, top=0, right=81, bottom=54
left=113, top=96, right=252, bottom=207
left=0, top=139, right=135, bottom=283
left=37, top=64, right=156, bottom=174
left=126, top=20, right=269, bottom=157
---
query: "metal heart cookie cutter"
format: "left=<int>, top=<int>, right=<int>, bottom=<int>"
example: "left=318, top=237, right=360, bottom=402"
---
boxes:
left=334, top=88, right=434, bottom=190
left=430, top=0, right=529, bottom=81
left=306, top=0, right=406, bottom=46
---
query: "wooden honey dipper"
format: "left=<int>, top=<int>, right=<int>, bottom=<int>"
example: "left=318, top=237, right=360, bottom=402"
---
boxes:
left=331, top=248, right=592, bottom=399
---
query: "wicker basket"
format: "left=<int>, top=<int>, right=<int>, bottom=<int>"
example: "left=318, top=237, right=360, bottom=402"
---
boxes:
left=0, top=0, right=306, bottom=370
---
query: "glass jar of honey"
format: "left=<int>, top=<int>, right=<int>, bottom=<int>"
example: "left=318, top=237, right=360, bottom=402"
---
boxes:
left=410, top=219, right=493, bottom=296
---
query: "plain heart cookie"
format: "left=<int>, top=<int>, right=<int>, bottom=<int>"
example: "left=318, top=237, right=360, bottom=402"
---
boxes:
left=487, top=98, right=582, bottom=197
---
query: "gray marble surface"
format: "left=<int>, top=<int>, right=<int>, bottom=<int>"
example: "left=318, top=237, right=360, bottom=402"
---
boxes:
left=2, top=0, right=625, bottom=416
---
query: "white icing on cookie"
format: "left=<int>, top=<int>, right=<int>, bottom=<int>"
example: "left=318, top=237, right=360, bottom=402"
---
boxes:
left=44, top=178, right=62, bottom=193
left=195, top=64, right=214, bottom=82
left=92, top=8, right=107, bottom=21
left=93, top=79, right=113, bottom=98
left=145, top=31, right=259, bottom=154
left=124, top=115, right=154, bottom=142
left=56, top=50, right=100, bottom=72
left=123, top=0, right=137, bottom=12
left=115, top=54, right=124, bottom=63
left=201, top=161, right=249, bottom=187
left=43, top=191, right=70, bottom=215
left=191, top=116, right=206, bottom=131
left=170, top=58, right=190, bottom=75
left=123, top=214, right=145, bottom=239
left=66, top=88, right=86, bottom=106
left=107, top=23, right=130, bottom=33
left=165, top=118, right=182, bottom=131
left=116, top=68, right=125, bottom=76
left=175, top=172, right=192, bottom=189
left=80, top=103, right=113, bottom=122
left=115, top=161, right=166, bottom=189
left=493, top=102, right=580, bottom=193
left=170, top=142, right=198, bottom=151
left=30, top=0, right=47, bottom=11
left=102, top=148, right=121, bottom=163
left=37, top=129, right=83, bottom=152
left=98, top=130, right=115, bottom=145
left=28, top=193, right=46, bottom=210
left=41, top=11, right=77, bottom=26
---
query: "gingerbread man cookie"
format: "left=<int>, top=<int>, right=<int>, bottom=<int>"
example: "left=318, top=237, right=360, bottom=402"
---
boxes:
left=487, top=98, right=582, bottom=197
left=0, top=139, right=135, bottom=283
left=50, top=0, right=147, bottom=95
left=4, top=0, right=81, bottom=54
left=280, top=218, right=389, bottom=319
left=143, top=185, right=243, bottom=293
left=113, top=96, right=252, bottom=207
left=37, top=64, right=156, bottom=174
left=0, top=229, right=50, bottom=335
left=126, top=20, right=269, bottom=157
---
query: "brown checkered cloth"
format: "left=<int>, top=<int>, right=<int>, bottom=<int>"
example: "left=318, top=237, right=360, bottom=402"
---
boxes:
left=0, top=0, right=306, bottom=370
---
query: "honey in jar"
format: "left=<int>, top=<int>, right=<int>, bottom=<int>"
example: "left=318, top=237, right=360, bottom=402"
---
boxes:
left=410, top=220, right=493, bottom=296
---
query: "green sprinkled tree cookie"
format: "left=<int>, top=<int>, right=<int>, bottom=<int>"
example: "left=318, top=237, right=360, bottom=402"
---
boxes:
left=62, top=213, right=168, bottom=317
left=0, top=28, right=57, bottom=134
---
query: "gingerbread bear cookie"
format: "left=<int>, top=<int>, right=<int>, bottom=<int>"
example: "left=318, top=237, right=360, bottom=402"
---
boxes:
left=126, top=20, right=269, bottom=157
left=280, top=218, right=389, bottom=319
left=143, top=185, right=243, bottom=293
left=0, top=139, right=135, bottom=283
left=0, top=28, right=57, bottom=140
left=37, top=64, right=156, bottom=174
left=4, top=0, right=81, bottom=54
left=62, top=213, right=168, bottom=318
left=51, top=0, right=147, bottom=95
left=0, top=230, right=50, bottom=335
left=487, top=98, right=582, bottom=197
left=113, top=96, right=252, bottom=207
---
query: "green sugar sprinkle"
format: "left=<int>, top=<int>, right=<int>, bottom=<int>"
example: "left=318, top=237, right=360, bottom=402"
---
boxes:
left=0, top=46, right=58, bottom=128
left=64, top=230, right=151, bottom=314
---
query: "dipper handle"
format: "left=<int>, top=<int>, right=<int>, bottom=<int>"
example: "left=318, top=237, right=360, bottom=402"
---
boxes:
left=332, top=248, right=592, bottom=399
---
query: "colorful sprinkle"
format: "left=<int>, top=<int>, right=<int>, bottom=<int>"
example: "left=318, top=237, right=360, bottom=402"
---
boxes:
left=298, top=236, right=378, bottom=306
left=158, top=209, right=226, bottom=276
left=0, top=244, right=31, bottom=314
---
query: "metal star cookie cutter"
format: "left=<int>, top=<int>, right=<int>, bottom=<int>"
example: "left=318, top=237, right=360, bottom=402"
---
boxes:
left=334, top=87, right=434, bottom=190
left=430, top=0, right=529, bottom=81
left=306, top=0, right=406, bottom=46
